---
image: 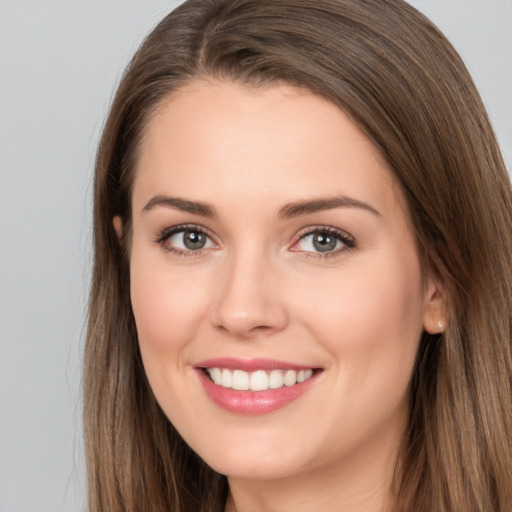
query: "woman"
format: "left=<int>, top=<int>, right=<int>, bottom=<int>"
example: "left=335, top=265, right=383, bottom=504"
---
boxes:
left=84, top=0, right=512, bottom=510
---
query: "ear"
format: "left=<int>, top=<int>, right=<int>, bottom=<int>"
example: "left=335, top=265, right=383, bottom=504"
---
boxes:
left=113, top=216, right=123, bottom=240
left=422, top=277, right=447, bottom=334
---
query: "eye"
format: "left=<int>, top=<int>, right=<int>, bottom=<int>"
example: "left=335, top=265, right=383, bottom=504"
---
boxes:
left=156, top=225, right=216, bottom=254
left=292, top=227, right=354, bottom=256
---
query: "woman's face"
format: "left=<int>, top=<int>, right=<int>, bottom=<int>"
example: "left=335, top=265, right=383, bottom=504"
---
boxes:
left=125, top=80, right=442, bottom=482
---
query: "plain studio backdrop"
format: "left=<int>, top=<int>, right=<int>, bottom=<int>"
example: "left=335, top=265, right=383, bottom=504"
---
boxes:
left=0, top=1, right=510, bottom=511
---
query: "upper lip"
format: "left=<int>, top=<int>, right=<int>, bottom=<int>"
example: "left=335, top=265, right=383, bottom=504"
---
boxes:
left=194, top=357, right=319, bottom=372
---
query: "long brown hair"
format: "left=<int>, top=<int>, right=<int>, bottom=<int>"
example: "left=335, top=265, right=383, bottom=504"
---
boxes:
left=84, top=1, right=512, bottom=510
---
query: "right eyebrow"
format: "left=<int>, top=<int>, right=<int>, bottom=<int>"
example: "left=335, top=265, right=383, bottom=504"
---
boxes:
left=277, top=195, right=381, bottom=219
left=142, top=195, right=217, bottom=217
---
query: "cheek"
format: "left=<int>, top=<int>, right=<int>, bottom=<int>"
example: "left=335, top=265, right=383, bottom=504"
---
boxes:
left=294, top=249, right=425, bottom=385
left=129, top=248, right=212, bottom=360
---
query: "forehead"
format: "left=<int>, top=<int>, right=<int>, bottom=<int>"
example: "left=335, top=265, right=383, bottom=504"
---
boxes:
left=133, top=80, right=402, bottom=218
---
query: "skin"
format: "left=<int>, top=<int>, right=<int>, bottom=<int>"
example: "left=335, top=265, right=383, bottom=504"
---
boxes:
left=116, top=80, right=445, bottom=512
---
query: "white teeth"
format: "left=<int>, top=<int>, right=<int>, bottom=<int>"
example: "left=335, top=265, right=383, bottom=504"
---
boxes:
left=269, top=369, right=284, bottom=389
left=284, top=369, right=297, bottom=386
left=206, top=367, right=315, bottom=391
left=211, top=367, right=222, bottom=385
left=221, top=368, right=232, bottom=388
left=232, top=370, right=249, bottom=390
left=250, top=370, right=269, bottom=391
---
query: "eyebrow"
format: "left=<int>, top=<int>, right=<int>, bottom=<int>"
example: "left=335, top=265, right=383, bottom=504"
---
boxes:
left=142, top=195, right=216, bottom=217
left=277, top=196, right=381, bottom=219
left=141, top=194, right=380, bottom=219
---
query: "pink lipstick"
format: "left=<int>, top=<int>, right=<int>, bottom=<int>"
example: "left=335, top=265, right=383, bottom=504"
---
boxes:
left=195, top=358, right=321, bottom=415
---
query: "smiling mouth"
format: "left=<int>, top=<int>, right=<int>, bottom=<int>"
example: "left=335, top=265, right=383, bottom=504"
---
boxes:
left=203, top=367, right=317, bottom=392
left=196, top=360, right=322, bottom=414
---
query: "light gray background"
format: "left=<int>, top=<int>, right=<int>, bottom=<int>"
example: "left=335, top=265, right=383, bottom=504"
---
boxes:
left=0, top=1, right=510, bottom=511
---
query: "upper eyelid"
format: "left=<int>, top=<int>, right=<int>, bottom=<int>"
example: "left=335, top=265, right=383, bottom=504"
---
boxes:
left=158, top=223, right=213, bottom=238
left=295, top=225, right=354, bottom=241
left=157, top=223, right=351, bottom=236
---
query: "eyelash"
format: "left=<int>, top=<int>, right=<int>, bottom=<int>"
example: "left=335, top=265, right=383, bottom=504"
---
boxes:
left=292, top=226, right=356, bottom=259
left=155, top=224, right=215, bottom=258
left=154, top=224, right=356, bottom=259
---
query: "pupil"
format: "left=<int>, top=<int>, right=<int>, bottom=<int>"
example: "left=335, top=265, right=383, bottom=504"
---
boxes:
left=184, top=230, right=206, bottom=250
left=313, top=232, right=337, bottom=252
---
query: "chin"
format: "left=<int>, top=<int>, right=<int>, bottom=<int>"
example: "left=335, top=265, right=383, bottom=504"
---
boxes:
left=183, top=427, right=309, bottom=481
left=207, top=453, right=302, bottom=481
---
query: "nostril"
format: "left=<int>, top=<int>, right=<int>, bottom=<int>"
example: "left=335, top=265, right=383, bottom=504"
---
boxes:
left=214, top=321, right=276, bottom=338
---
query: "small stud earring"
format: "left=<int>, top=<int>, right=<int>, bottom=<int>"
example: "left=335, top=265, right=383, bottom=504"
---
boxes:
left=437, top=319, right=443, bottom=331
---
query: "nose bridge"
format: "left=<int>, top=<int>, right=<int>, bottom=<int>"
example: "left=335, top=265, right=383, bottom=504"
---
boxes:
left=210, top=241, right=288, bottom=337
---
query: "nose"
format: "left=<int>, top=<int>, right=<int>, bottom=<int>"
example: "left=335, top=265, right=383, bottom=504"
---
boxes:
left=209, top=249, right=289, bottom=339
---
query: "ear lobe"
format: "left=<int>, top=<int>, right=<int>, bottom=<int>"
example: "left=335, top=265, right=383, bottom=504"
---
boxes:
left=422, top=277, right=447, bottom=334
left=113, top=216, right=123, bottom=240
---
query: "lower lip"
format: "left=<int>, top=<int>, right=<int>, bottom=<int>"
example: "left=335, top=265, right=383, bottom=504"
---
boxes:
left=196, top=369, right=319, bottom=415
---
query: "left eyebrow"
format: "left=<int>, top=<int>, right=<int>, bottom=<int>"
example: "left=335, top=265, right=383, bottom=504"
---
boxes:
left=277, top=196, right=381, bottom=219
left=142, top=195, right=217, bottom=217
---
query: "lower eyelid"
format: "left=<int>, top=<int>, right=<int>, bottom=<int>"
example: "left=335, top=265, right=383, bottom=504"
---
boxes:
left=300, top=249, right=345, bottom=260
